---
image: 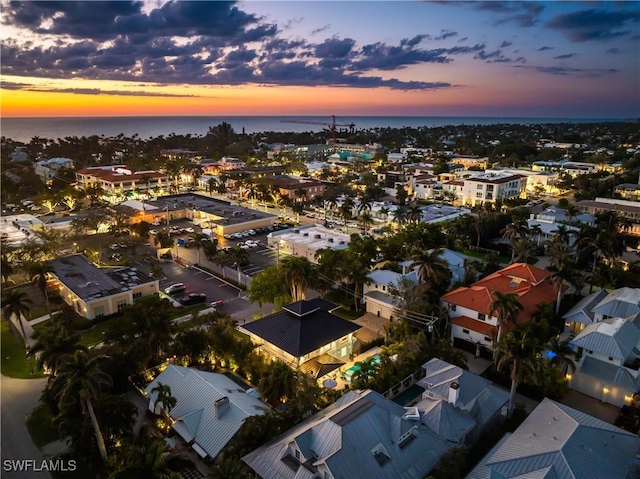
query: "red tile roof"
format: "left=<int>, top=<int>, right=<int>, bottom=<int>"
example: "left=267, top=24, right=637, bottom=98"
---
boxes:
left=451, top=316, right=496, bottom=336
left=442, top=263, right=557, bottom=324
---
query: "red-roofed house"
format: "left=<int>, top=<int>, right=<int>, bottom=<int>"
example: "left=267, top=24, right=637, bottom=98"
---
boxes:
left=442, top=263, right=558, bottom=357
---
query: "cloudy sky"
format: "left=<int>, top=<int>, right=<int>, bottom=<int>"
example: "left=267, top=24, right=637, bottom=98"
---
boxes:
left=1, top=0, right=639, bottom=118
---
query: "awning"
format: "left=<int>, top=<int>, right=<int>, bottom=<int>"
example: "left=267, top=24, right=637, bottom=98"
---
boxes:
left=192, top=442, right=208, bottom=459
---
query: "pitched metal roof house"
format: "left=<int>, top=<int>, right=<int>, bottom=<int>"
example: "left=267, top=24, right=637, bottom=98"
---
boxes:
left=417, top=358, right=509, bottom=442
left=242, top=300, right=360, bottom=374
left=145, top=366, right=269, bottom=460
left=242, top=389, right=455, bottom=479
left=592, top=287, right=640, bottom=320
left=569, top=316, right=640, bottom=407
left=466, top=398, right=640, bottom=479
left=442, top=263, right=557, bottom=355
left=562, top=289, right=609, bottom=336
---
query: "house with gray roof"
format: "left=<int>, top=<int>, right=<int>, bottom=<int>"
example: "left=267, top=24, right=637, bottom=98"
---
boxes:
left=242, top=300, right=360, bottom=377
left=145, top=365, right=269, bottom=461
left=242, top=389, right=455, bottom=479
left=417, top=358, right=509, bottom=442
left=48, top=254, right=159, bottom=319
left=569, top=316, right=640, bottom=407
left=562, top=289, right=609, bottom=336
left=466, top=398, right=640, bottom=479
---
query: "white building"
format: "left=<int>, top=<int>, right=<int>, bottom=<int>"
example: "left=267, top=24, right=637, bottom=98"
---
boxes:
left=267, top=225, right=350, bottom=263
left=486, top=168, right=560, bottom=196
left=527, top=206, right=595, bottom=246
left=34, top=157, right=74, bottom=183
left=460, top=172, right=526, bottom=207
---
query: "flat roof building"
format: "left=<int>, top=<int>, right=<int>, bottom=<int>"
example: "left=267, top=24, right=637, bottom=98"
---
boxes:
left=48, top=254, right=159, bottom=320
left=267, top=225, right=350, bottom=263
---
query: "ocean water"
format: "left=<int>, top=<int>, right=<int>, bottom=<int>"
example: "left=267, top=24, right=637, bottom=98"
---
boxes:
left=0, top=115, right=622, bottom=143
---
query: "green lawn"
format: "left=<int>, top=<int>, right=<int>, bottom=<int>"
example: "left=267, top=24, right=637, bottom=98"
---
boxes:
left=26, top=403, right=60, bottom=448
left=1, top=322, right=45, bottom=378
left=79, top=320, right=115, bottom=347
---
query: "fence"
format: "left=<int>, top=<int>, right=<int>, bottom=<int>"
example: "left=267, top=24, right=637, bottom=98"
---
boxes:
left=381, top=369, right=425, bottom=400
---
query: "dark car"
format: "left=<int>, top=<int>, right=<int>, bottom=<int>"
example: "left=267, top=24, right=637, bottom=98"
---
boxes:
left=178, top=293, right=207, bottom=306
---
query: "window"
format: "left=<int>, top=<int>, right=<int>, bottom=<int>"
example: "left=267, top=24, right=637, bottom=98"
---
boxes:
left=133, top=292, right=142, bottom=300
left=477, top=184, right=483, bottom=190
left=294, top=450, right=300, bottom=460
left=94, top=306, right=105, bottom=318
left=476, top=192, right=483, bottom=198
left=450, top=304, right=457, bottom=312
left=116, top=300, right=128, bottom=312
left=484, top=336, right=491, bottom=342
left=609, top=357, right=614, bottom=361
left=462, top=329, right=470, bottom=334
left=478, top=313, right=486, bottom=321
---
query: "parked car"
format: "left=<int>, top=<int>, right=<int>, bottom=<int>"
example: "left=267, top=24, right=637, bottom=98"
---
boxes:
left=179, top=293, right=207, bottom=306
left=164, top=283, right=186, bottom=296
left=210, top=299, right=224, bottom=307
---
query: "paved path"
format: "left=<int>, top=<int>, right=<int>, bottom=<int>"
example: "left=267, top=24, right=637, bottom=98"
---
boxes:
left=0, top=375, right=51, bottom=479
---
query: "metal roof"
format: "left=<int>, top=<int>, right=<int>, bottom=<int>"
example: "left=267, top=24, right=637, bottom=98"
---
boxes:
left=465, top=398, right=640, bottom=479
left=243, top=389, right=454, bottom=479
left=243, top=300, right=361, bottom=357
left=579, top=356, right=640, bottom=391
left=414, top=397, right=476, bottom=443
left=592, top=287, right=640, bottom=319
left=571, top=317, right=640, bottom=361
left=145, top=366, right=269, bottom=460
left=562, top=289, right=609, bottom=323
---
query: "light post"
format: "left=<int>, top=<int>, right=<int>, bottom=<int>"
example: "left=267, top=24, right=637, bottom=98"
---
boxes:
left=73, top=242, right=77, bottom=254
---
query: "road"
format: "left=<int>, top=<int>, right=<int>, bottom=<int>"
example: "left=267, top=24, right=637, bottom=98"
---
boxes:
left=0, top=375, right=51, bottom=479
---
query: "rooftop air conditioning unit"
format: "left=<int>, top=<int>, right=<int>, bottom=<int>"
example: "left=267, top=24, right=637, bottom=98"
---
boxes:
left=314, top=234, right=321, bottom=239
left=328, top=238, right=334, bottom=243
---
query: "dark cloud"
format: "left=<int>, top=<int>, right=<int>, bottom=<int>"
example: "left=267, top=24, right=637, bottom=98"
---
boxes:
left=352, top=42, right=484, bottom=70
left=500, top=41, right=513, bottom=48
left=434, top=30, right=457, bottom=40
left=458, top=37, right=468, bottom=42
left=311, top=24, right=330, bottom=35
left=474, top=47, right=526, bottom=64
left=514, top=64, right=619, bottom=77
left=314, top=38, right=356, bottom=59
left=606, top=48, right=621, bottom=54
left=537, top=46, right=554, bottom=51
left=545, top=9, right=640, bottom=42
left=553, top=53, right=577, bottom=59
left=0, top=81, right=197, bottom=97
left=473, top=2, right=545, bottom=27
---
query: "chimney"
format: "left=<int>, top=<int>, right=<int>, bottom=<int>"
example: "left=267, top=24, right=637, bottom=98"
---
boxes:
left=448, top=382, right=460, bottom=405
left=214, top=396, right=230, bottom=419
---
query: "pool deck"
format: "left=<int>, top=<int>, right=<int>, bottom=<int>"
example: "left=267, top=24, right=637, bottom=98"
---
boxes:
left=319, top=346, right=384, bottom=391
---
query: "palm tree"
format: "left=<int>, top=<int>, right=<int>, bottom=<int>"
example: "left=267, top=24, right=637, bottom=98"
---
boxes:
left=501, top=223, right=526, bottom=262
left=489, top=291, right=524, bottom=355
left=189, top=233, right=208, bottom=265
left=280, top=256, right=316, bottom=301
left=495, top=328, right=540, bottom=418
left=212, top=251, right=233, bottom=279
left=552, top=224, right=573, bottom=245
left=151, top=382, right=177, bottom=420
left=324, top=193, right=338, bottom=220
left=208, top=458, right=253, bottom=479
left=547, top=336, right=577, bottom=374
left=528, top=224, right=543, bottom=246
left=207, top=177, right=217, bottom=197
left=547, top=258, right=577, bottom=314
left=343, top=260, right=370, bottom=311
left=29, top=327, right=87, bottom=375
left=392, top=207, right=407, bottom=226
left=409, top=248, right=451, bottom=290
left=406, top=205, right=422, bottom=224
left=511, top=237, right=534, bottom=263
left=228, top=246, right=249, bottom=283
left=350, top=356, right=380, bottom=389
left=379, top=206, right=390, bottom=225
left=473, top=213, right=486, bottom=249
left=258, top=361, right=297, bottom=406
left=339, top=197, right=354, bottom=231
left=109, top=437, right=190, bottom=479
left=1, top=254, right=14, bottom=284
left=27, top=262, right=54, bottom=318
left=51, top=351, right=112, bottom=462
left=1, top=289, right=33, bottom=342
left=359, top=211, right=374, bottom=234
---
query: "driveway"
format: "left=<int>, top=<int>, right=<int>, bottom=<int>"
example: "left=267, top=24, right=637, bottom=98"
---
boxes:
left=0, top=375, right=51, bottom=479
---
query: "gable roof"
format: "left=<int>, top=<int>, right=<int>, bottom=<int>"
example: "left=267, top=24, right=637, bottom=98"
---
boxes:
left=592, top=287, right=640, bottom=319
left=243, top=300, right=361, bottom=357
left=562, top=289, right=609, bottom=325
left=442, top=263, right=556, bottom=322
left=570, top=317, right=640, bottom=361
left=466, top=398, right=640, bottom=479
left=145, top=366, right=269, bottom=459
left=417, top=358, right=508, bottom=426
left=243, top=389, right=454, bottom=479
left=414, top=397, right=476, bottom=443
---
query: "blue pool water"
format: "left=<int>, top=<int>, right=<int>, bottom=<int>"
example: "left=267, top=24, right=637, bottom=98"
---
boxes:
left=344, top=354, right=382, bottom=382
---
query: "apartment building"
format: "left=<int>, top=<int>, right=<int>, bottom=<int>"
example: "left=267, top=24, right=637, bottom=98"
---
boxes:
left=34, top=157, right=74, bottom=183
left=460, top=172, right=526, bottom=207
left=75, top=166, right=170, bottom=195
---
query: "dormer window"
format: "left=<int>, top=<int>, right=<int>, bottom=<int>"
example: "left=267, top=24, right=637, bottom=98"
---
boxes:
left=371, top=444, right=391, bottom=466
left=294, top=449, right=300, bottom=460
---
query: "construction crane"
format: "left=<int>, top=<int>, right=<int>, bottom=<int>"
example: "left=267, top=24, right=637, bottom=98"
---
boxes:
left=281, top=115, right=355, bottom=152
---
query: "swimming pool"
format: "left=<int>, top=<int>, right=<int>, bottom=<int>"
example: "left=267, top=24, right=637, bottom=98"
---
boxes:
left=344, top=354, right=382, bottom=382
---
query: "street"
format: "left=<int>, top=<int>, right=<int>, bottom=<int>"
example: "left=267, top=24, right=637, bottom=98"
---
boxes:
left=0, top=375, right=51, bottom=479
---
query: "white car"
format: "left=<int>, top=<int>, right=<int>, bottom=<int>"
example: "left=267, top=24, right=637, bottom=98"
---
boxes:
left=184, top=227, right=195, bottom=233
left=248, top=229, right=256, bottom=235
left=149, top=229, right=158, bottom=235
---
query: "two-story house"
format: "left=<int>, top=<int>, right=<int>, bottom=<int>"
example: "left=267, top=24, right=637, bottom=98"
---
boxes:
left=442, top=263, right=557, bottom=358
left=243, top=389, right=454, bottom=479
left=527, top=206, right=595, bottom=246
left=460, top=172, right=526, bottom=207
left=34, top=157, right=74, bottom=183
left=569, top=317, right=640, bottom=407
left=241, top=299, right=360, bottom=379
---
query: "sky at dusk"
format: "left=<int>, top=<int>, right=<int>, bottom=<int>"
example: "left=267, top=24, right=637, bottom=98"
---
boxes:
left=1, top=1, right=639, bottom=118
